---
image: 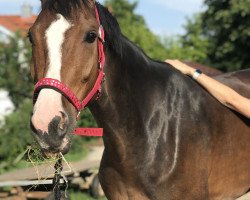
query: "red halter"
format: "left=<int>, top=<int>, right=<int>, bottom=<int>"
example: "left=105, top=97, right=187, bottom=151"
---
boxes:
left=33, top=5, right=104, bottom=137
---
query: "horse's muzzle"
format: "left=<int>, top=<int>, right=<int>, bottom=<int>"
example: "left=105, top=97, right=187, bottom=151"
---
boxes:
left=30, top=114, right=72, bottom=155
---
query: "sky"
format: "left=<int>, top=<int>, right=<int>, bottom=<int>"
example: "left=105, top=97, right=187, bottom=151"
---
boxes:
left=0, top=0, right=205, bottom=37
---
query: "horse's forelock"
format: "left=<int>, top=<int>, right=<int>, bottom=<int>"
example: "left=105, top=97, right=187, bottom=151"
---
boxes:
left=42, top=0, right=92, bottom=18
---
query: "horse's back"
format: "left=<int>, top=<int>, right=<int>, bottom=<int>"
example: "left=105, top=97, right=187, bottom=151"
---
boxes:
left=214, top=69, right=250, bottom=98
left=146, top=66, right=250, bottom=200
left=208, top=69, right=250, bottom=199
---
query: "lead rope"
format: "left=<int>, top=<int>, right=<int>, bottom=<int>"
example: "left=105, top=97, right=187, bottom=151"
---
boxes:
left=53, top=157, right=63, bottom=200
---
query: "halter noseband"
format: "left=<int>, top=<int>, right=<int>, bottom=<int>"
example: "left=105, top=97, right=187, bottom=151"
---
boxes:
left=33, top=5, right=105, bottom=137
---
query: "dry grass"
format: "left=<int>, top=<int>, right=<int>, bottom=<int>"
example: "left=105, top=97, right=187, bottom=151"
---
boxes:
left=25, top=145, right=74, bottom=199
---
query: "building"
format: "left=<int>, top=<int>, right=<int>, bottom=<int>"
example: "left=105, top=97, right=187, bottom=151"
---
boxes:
left=0, top=3, right=37, bottom=42
left=0, top=90, right=14, bottom=124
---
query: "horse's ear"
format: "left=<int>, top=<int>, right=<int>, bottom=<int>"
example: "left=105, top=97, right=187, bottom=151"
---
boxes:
left=40, top=0, right=48, bottom=5
left=88, top=0, right=96, bottom=6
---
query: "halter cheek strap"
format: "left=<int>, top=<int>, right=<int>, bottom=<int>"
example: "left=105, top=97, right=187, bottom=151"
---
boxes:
left=33, top=4, right=104, bottom=137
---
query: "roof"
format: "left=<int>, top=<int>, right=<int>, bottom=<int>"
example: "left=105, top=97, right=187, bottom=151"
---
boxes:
left=0, top=15, right=37, bottom=37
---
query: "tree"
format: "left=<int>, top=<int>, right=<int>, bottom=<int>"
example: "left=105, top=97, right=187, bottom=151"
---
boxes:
left=105, top=0, right=167, bottom=60
left=162, top=36, right=186, bottom=60
left=181, top=14, right=210, bottom=63
left=178, top=0, right=250, bottom=71
left=162, top=14, right=209, bottom=63
left=202, top=0, right=250, bottom=71
left=0, top=33, right=33, bottom=109
left=0, top=100, right=33, bottom=172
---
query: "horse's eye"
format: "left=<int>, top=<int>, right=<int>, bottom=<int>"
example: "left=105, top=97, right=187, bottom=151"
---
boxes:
left=27, top=31, right=34, bottom=44
left=85, top=31, right=97, bottom=43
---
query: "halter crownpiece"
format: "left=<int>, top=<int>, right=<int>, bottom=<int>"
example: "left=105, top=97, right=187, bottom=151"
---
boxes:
left=33, top=4, right=105, bottom=137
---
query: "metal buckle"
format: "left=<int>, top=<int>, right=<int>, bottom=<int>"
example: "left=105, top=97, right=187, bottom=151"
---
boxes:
left=76, top=111, right=81, bottom=121
left=98, top=25, right=105, bottom=43
left=99, top=63, right=103, bottom=69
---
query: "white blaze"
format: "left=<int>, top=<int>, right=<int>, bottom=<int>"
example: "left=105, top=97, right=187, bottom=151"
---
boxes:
left=32, top=15, right=72, bottom=132
left=46, top=14, right=71, bottom=80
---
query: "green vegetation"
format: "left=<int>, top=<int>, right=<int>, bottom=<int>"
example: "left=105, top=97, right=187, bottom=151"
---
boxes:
left=68, top=190, right=107, bottom=200
left=201, top=0, right=250, bottom=71
left=0, top=33, right=32, bottom=108
left=105, top=0, right=167, bottom=60
left=105, top=0, right=250, bottom=71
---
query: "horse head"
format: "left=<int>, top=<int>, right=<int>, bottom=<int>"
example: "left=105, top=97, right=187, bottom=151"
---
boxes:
left=30, top=0, right=103, bottom=155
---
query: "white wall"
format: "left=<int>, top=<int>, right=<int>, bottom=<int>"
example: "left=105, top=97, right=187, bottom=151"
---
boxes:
left=0, top=90, right=14, bottom=124
left=0, top=26, right=13, bottom=43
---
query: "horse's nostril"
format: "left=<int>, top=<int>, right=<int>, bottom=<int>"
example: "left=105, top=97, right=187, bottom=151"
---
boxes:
left=60, top=111, right=67, bottom=123
left=57, top=111, right=68, bottom=137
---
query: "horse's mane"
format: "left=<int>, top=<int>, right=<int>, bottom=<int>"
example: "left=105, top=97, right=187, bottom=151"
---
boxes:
left=43, top=0, right=123, bottom=57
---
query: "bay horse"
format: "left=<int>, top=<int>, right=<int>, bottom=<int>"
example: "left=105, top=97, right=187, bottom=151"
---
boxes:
left=29, top=0, right=250, bottom=199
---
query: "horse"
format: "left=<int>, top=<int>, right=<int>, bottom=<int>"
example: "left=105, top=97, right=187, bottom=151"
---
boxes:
left=29, top=0, right=250, bottom=199
left=183, top=61, right=223, bottom=76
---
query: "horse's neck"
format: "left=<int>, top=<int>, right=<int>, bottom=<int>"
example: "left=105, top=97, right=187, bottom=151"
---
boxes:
left=89, top=37, right=179, bottom=159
